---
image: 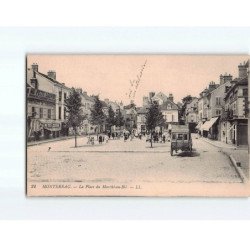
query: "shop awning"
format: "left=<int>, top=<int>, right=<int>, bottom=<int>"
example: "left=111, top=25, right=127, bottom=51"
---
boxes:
left=195, top=122, right=202, bottom=130
left=202, top=117, right=219, bottom=131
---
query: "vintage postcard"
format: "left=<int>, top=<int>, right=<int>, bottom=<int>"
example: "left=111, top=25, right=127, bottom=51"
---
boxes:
left=26, top=55, right=249, bottom=196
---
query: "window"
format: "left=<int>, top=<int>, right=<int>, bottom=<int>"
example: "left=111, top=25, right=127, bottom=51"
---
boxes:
left=64, top=107, right=66, bottom=119
left=216, top=109, right=221, bottom=116
left=59, top=91, right=62, bottom=102
left=172, top=114, right=174, bottom=122
left=32, top=107, right=36, bottom=117
left=59, top=106, right=61, bottom=120
left=243, top=89, right=248, bottom=97
left=216, top=97, right=221, bottom=105
left=40, top=108, right=43, bottom=118
left=64, top=92, right=67, bottom=101
left=177, top=134, right=183, bottom=140
left=48, top=109, right=51, bottom=119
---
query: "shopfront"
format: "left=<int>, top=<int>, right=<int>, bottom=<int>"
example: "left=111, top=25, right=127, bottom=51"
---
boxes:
left=27, top=119, right=62, bottom=141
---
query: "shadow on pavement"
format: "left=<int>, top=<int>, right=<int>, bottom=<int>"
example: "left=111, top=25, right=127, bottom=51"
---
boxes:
left=173, top=148, right=200, bottom=157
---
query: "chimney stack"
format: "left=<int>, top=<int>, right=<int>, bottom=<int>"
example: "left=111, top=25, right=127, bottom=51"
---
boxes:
left=238, top=62, right=248, bottom=78
left=47, top=70, right=56, bottom=80
left=149, top=92, right=155, bottom=99
left=31, top=63, right=38, bottom=78
left=31, top=63, right=38, bottom=72
left=220, top=73, right=233, bottom=84
left=143, top=96, right=149, bottom=106
left=168, top=93, right=174, bottom=102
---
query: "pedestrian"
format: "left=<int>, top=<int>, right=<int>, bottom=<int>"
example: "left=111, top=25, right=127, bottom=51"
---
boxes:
left=99, top=135, right=102, bottom=144
left=163, top=135, right=166, bottom=143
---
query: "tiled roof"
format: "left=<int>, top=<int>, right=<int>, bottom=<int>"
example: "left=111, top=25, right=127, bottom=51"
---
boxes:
left=224, top=77, right=248, bottom=99
left=100, top=100, right=108, bottom=108
left=160, top=100, right=179, bottom=110
left=36, top=71, right=71, bottom=90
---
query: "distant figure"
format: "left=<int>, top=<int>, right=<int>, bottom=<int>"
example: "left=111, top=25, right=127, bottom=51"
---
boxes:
left=105, top=135, right=109, bottom=143
left=162, top=135, right=166, bottom=143
left=48, top=147, right=51, bottom=152
left=99, top=135, right=102, bottom=144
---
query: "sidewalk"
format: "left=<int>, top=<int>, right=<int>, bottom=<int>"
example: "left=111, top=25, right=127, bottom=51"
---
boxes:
left=27, top=135, right=76, bottom=147
left=200, top=137, right=249, bottom=181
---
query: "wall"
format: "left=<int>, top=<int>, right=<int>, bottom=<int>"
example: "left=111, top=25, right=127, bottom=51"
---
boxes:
left=27, top=100, right=56, bottom=120
left=162, top=110, right=178, bottom=123
left=209, top=81, right=231, bottom=118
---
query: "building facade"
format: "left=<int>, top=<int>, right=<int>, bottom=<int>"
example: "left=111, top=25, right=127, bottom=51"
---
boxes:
left=27, top=63, right=72, bottom=140
left=136, top=106, right=147, bottom=134
left=222, top=63, right=248, bottom=146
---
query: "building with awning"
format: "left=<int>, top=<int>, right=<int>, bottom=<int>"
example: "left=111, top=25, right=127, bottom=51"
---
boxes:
left=39, top=119, right=62, bottom=132
left=201, top=117, right=219, bottom=131
left=200, top=117, right=219, bottom=138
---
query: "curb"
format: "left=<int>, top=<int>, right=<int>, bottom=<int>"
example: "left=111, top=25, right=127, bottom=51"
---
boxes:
left=201, top=137, right=247, bottom=183
left=201, top=138, right=237, bottom=150
left=229, top=154, right=247, bottom=183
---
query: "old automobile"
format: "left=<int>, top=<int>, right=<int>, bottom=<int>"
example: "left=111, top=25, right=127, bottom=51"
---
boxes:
left=170, top=125, right=192, bottom=156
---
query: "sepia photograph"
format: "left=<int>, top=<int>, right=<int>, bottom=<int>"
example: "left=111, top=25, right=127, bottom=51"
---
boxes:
left=26, top=55, right=249, bottom=196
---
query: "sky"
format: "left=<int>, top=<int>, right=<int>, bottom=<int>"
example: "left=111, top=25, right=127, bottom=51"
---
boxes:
left=27, top=55, right=248, bottom=106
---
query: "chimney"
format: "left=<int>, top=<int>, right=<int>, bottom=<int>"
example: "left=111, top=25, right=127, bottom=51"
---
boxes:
left=149, top=92, right=155, bottom=99
left=76, top=88, right=83, bottom=94
left=168, top=93, right=174, bottom=102
left=238, top=62, right=248, bottom=78
left=47, top=70, right=56, bottom=80
left=208, top=81, right=215, bottom=91
left=31, top=63, right=38, bottom=78
left=31, top=63, right=38, bottom=72
left=143, top=96, right=149, bottom=106
left=223, top=73, right=232, bottom=83
left=220, top=73, right=233, bottom=84
left=220, top=74, right=223, bottom=84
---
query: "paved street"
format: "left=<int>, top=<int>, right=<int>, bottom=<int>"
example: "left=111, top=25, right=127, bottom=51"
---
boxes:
left=28, top=135, right=242, bottom=185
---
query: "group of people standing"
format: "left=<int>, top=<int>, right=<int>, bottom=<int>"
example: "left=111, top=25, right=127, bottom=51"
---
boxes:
left=146, top=131, right=169, bottom=143
left=86, top=129, right=170, bottom=145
